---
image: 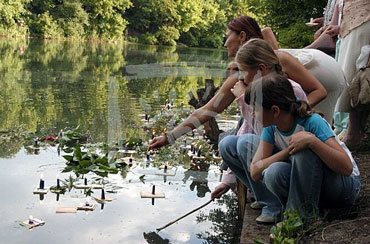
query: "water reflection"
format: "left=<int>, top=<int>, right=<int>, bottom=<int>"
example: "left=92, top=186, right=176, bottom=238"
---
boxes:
left=0, top=38, right=227, bottom=157
left=196, top=195, right=242, bottom=244
left=183, top=161, right=211, bottom=198
left=0, top=37, right=243, bottom=243
left=143, top=232, right=170, bottom=244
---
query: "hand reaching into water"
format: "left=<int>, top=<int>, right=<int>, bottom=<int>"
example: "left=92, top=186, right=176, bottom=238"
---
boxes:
left=211, top=183, right=231, bottom=199
left=148, top=135, right=169, bottom=151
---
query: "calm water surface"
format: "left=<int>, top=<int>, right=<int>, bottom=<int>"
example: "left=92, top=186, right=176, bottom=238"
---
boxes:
left=0, top=38, right=242, bottom=243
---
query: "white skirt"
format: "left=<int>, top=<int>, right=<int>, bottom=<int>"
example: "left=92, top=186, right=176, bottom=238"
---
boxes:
left=281, top=48, right=346, bottom=124
left=336, top=20, right=370, bottom=112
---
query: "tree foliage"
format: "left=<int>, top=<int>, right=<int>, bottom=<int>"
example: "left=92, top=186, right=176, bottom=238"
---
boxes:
left=0, top=0, right=327, bottom=47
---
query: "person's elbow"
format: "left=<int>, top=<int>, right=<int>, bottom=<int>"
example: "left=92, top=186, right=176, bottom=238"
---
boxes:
left=343, top=162, right=353, bottom=177
left=319, top=87, right=327, bottom=101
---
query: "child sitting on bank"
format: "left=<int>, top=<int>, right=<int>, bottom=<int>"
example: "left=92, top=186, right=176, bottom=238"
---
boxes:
left=246, top=74, right=361, bottom=221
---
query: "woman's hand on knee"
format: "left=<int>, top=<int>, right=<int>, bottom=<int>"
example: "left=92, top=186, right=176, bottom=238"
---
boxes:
left=288, top=131, right=315, bottom=155
left=211, top=183, right=230, bottom=199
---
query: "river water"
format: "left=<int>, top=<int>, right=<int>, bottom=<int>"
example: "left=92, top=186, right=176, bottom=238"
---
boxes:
left=0, top=38, right=242, bottom=244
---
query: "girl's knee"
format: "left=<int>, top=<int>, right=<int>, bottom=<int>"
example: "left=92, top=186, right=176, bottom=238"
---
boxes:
left=263, top=163, right=290, bottom=192
left=219, top=135, right=238, bottom=154
left=290, top=149, right=321, bottom=166
left=236, top=134, right=259, bottom=153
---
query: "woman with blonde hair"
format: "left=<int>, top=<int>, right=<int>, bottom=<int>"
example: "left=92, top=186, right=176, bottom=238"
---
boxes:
left=149, top=16, right=345, bottom=224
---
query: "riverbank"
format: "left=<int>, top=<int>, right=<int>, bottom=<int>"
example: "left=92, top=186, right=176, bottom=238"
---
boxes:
left=239, top=149, right=370, bottom=243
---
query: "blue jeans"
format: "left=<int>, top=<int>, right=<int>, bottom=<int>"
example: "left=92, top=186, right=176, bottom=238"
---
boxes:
left=263, top=149, right=361, bottom=221
left=219, top=134, right=281, bottom=218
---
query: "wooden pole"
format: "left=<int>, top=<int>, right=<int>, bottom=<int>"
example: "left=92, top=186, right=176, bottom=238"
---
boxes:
left=156, top=199, right=214, bottom=232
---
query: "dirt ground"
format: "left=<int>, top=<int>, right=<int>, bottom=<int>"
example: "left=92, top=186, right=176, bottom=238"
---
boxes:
left=240, top=150, right=370, bottom=244
left=298, top=151, right=370, bottom=243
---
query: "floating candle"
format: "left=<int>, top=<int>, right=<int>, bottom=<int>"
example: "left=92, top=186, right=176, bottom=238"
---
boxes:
left=39, top=174, right=44, bottom=189
left=34, top=138, right=39, bottom=147
left=29, top=215, right=34, bottom=224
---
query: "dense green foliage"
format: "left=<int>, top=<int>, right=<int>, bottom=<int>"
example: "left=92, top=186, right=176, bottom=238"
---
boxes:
left=1, top=0, right=326, bottom=47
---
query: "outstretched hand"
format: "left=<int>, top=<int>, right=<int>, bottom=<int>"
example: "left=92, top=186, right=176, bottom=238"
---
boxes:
left=311, top=17, right=324, bottom=27
left=148, top=136, right=169, bottom=151
left=211, top=183, right=230, bottom=199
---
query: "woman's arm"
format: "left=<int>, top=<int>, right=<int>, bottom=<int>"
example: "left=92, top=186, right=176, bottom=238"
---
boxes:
left=262, top=27, right=279, bottom=50
left=250, top=140, right=290, bottom=182
left=278, top=51, right=327, bottom=107
left=325, top=0, right=340, bottom=37
left=148, top=68, right=239, bottom=150
left=288, top=132, right=353, bottom=176
left=329, top=0, right=340, bottom=26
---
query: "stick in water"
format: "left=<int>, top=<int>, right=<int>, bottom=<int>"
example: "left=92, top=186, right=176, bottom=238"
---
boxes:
left=156, top=199, right=214, bottom=232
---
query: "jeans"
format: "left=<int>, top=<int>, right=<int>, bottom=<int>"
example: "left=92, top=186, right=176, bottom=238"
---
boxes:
left=219, top=134, right=282, bottom=218
left=263, top=149, right=361, bottom=221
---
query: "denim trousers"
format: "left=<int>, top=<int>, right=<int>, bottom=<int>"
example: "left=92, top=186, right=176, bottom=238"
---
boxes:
left=263, top=149, right=361, bottom=221
left=219, top=134, right=282, bottom=218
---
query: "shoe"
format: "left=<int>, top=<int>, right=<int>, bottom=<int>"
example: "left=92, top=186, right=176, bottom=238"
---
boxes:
left=250, top=201, right=263, bottom=210
left=255, top=214, right=278, bottom=224
left=275, top=221, right=283, bottom=228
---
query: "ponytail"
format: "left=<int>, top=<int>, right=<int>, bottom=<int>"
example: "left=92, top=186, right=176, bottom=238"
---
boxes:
left=290, top=97, right=324, bottom=118
left=245, top=74, right=324, bottom=118
left=274, top=63, right=284, bottom=76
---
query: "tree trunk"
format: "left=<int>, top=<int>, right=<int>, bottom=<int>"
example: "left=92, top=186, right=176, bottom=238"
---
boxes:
left=188, top=79, right=220, bottom=147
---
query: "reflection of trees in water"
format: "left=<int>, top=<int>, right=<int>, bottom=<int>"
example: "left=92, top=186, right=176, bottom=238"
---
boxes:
left=196, top=194, right=242, bottom=244
left=0, top=38, right=226, bottom=157
left=183, top=161, right=210, bottom=198
left=143, top=231, right=170, bottom=244
left=0, top=136, right=23, bottom=158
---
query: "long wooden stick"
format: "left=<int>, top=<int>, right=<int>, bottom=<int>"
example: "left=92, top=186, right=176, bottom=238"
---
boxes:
left=156, top=199, right=214, bottom=232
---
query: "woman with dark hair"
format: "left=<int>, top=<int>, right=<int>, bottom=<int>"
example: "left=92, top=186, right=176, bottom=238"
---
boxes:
left=149, top=16, right=344, bottom=224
